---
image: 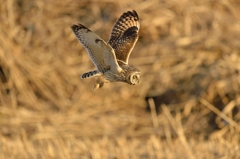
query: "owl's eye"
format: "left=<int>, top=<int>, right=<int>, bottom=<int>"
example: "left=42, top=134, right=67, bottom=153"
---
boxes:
left=130, top=74, right=140, bottom=85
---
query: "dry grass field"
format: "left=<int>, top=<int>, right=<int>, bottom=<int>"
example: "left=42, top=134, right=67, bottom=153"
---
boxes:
left=1, top=0, right=240, bottom=158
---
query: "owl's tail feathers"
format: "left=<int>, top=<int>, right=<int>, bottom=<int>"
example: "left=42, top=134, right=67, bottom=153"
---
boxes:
left=81, top=70, right=101, bottom=79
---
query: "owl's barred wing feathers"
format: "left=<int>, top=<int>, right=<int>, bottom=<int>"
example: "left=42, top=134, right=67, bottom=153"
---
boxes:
left=71, top=24, right=122, bottom=74
left=108, top=10, right=140, bottom=64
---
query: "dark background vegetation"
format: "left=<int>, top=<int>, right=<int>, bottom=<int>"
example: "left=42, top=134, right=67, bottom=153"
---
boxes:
left=1, top=0, right=240, bottom=158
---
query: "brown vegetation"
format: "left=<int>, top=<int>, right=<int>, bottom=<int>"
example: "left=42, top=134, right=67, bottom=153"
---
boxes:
left=1, top=0, right=240, bottom=158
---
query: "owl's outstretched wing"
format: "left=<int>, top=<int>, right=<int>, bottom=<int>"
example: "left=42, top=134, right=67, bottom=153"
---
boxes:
left=71, top=24, right=122, bottom=73
left=108, top=10, right=140, bottom=64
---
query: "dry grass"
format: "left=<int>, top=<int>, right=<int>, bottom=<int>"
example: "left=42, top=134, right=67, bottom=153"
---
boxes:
left=1, top=0, right=240, bottom=158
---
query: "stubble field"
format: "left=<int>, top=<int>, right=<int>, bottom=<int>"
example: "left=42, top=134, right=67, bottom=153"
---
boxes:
left=1, top=0, right=240, bottom=158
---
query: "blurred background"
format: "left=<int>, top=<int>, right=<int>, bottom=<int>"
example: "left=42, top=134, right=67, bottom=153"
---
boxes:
left=1, top=0, right=240, bottom=158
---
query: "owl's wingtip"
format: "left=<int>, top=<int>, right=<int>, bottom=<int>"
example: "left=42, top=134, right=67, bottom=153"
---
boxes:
left=71, top=24, right=80, bottom=29
left=71, top=24, right=79, bottom=32
left=132, top=10, right=139, bottom=20
left=71, top=23, right=91, bottom=32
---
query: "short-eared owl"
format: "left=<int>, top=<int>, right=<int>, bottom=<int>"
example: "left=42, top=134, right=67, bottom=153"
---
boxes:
left=71, top=10, right=140, bottom=90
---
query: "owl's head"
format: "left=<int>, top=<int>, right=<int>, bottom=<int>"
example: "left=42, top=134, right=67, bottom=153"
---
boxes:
left=129, top=72, right=140, bottom=85
left=120, top=65, right=140, bottom=85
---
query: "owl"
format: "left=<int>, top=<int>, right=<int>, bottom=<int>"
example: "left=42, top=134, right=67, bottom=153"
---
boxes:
left=71, top=10, right=140, bottom=90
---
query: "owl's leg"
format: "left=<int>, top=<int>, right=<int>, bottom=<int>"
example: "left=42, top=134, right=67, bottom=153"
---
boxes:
left=93, top=82, right=104, bottom=90
left=93, top=78, right=104, bottom=90
left=99, top=82, right=104, bottom=88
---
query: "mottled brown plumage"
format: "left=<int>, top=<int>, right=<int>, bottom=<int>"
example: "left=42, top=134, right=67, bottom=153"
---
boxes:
left=108, top=10, right=140, bottom=64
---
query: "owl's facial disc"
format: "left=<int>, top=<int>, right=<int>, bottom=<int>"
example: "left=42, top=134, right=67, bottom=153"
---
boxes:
left=130, top=73, right=140, bottom=85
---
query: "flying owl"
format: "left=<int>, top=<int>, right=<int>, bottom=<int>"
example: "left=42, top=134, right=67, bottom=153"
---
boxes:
left=71, top=10, right=140, bottom=90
